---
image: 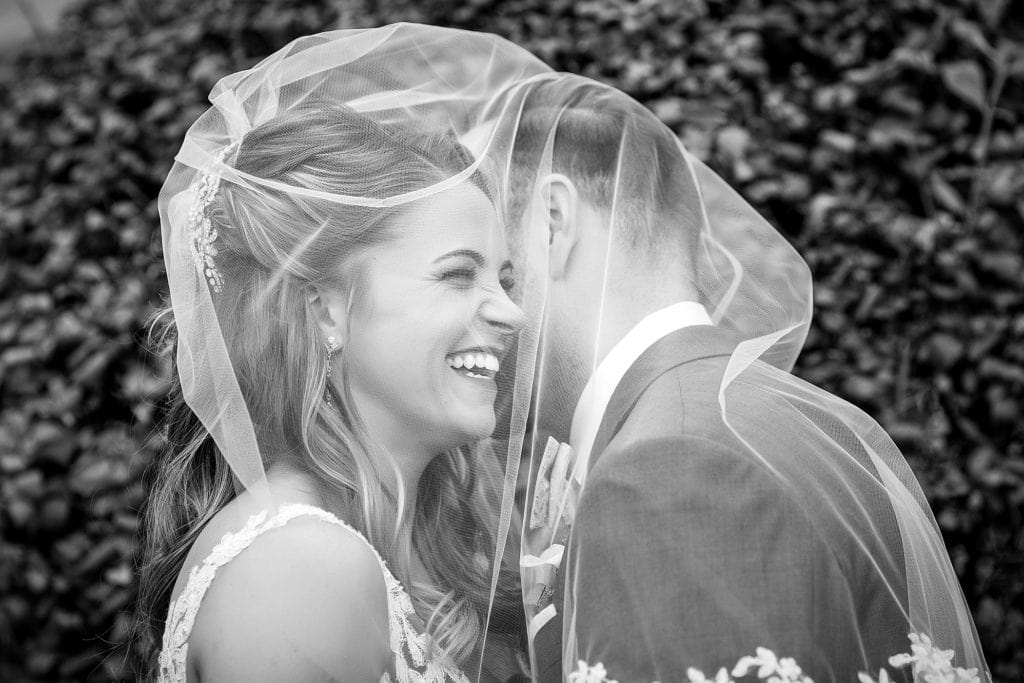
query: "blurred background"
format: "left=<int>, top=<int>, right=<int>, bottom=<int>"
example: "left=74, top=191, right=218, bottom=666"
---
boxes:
left=0, top=0, right=1021, bottom=680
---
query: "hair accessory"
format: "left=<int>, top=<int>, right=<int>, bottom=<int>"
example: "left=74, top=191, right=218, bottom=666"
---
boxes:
left=188, top=141, right=239, bottom=294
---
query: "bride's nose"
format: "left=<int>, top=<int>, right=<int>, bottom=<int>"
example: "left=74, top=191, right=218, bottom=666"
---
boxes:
left=480, top=288, right=525, bottom=335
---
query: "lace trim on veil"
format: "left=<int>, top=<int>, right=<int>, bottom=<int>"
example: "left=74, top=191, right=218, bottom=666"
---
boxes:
left=567, top=634, right=987, bottom=683
left=156, top=503, right=469, bottom=683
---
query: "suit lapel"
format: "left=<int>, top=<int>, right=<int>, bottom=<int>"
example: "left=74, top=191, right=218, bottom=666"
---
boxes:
left=590, top=325, right=739, bottom=462
left=532, top=325, right=738, bottom=682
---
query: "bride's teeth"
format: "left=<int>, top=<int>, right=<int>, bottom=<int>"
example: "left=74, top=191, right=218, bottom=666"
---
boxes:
left=447, top=351, right=500, bottom=374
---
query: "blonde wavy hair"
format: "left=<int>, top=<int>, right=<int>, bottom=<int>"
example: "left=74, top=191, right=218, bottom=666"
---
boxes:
left=133, top=104, right=521, bottom=676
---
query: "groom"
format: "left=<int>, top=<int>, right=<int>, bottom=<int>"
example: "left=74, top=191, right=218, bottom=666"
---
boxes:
left=506, top=79, right=910, bottom=682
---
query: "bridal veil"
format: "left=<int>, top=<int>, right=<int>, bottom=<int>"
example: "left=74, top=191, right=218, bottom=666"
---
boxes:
left=160, top=21, right=987, bottom=681
left=159, top=24, right=551, bottom=679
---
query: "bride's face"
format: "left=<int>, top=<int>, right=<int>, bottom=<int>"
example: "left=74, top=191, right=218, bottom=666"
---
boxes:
left=341, top=183, right=523, bottom=456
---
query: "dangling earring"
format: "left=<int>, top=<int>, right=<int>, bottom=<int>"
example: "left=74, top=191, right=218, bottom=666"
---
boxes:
left=324, top=335, right=338, bottom=408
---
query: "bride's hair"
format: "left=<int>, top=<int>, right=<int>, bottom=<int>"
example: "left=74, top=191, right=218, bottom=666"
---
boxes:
left=134, top=105, right=516, bottom=673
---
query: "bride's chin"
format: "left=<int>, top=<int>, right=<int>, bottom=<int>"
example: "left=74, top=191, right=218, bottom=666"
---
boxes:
left=436, top=413, right=497, bottom=451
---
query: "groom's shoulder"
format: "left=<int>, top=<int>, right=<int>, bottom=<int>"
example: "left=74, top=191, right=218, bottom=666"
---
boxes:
left=593, top=423, right=771, bottom=501
left=623, top=354, right=805, bottom=441
left=613, top=355, right=734, bottom=443
left=595, top=357, right=796, bottom=490
left=584, top=430, right=807, bottom=546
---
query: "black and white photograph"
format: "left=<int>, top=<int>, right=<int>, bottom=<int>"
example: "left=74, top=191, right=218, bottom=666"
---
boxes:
left=1, top=0, right=1021, bottom=681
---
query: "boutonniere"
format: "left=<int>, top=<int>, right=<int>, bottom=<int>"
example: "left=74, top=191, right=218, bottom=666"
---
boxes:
left=521, top=543, right=563, bottom=609
left=522, top=437, right=581, bottom=612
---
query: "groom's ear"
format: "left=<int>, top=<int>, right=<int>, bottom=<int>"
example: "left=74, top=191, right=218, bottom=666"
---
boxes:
left=541, top=173, right=579, bottom=281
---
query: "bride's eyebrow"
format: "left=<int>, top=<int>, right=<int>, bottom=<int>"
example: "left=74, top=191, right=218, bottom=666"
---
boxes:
left=433, top=249, right=485, bottom=265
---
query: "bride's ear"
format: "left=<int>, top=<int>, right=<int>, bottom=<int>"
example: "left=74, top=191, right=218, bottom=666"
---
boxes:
left=306, top=284, right=350, bottom=349
left=541, top=173, right=579, bottom=281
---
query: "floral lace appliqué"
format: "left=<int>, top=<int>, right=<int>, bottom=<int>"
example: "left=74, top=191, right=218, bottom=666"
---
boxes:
left=567, top=633, right=989, bottom=683
left=156, top=503, right=468, bottom=683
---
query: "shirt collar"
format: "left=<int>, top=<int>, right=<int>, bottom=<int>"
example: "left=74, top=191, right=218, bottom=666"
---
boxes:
left=568, top=301, right=712, bottom=483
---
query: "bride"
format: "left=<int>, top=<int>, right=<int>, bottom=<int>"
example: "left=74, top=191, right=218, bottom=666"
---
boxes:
left=132, top=26, right=551, bottom=682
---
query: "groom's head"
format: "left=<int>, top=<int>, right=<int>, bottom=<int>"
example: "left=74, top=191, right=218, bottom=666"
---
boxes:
left=507, top=77, right=704, bottom=434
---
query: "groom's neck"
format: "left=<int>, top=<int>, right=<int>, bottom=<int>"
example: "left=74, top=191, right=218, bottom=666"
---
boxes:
left=591, top=288, right=699, bottom=364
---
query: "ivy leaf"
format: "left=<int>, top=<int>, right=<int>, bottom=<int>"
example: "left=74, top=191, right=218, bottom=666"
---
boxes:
left=976, top=0, right=1011, bottom=31
left=950, top=18, right=994, bottom=61
left=929, top=173, right=965, bottom=215
left=995, top=38, right=1024, bottom=79
left=940, top=60, right=989, bottom=112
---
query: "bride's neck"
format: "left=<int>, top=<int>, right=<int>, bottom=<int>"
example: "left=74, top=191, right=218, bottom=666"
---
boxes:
left=264, top=458, right=425, bottom=535
left=265, top=460, right=433, bottom=590
left=264, top=462, right=321, bottom=504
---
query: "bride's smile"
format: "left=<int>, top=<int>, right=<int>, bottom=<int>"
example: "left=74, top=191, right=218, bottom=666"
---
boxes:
left=445, top=346, right=502, bottom=380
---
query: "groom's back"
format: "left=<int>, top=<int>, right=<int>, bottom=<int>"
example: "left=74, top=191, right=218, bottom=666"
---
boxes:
left=571, top=350, right=911, bottom=682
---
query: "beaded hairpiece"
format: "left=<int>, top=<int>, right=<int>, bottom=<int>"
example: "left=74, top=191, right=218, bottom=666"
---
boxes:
left=187, top=141, right=239, bottom=294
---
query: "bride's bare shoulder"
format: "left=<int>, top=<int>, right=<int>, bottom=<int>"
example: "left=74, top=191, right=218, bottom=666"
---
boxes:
left=185, top=504, right=391, bottom=681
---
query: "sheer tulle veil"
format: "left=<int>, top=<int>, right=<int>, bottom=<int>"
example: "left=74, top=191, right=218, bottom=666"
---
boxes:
left=157, top=20, right=987, bottom=681
left=158, top=23, right=553, bottom=678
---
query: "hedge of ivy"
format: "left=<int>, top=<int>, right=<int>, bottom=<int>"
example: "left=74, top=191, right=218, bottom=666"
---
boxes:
left=0, top=0, right=1020, bottom=680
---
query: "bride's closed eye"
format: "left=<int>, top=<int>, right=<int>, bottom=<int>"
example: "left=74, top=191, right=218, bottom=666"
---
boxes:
left=437, top=266, right=478, bottom=289
left=435, top=264, right=516, bottom=294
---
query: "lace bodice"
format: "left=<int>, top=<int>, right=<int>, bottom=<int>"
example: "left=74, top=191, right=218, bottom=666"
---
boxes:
left=157, top=503, right=470, bottom=683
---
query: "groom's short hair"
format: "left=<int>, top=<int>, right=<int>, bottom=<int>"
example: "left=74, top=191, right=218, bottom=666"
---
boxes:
left=507, top=77, right=701, bottom=262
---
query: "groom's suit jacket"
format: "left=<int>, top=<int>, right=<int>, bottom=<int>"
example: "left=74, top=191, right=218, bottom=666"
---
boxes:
left=533, top=325, right=909, bottom=683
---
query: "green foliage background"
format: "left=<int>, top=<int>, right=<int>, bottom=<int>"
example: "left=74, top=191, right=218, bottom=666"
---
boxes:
left=0, top=0, right=1020, bottom=680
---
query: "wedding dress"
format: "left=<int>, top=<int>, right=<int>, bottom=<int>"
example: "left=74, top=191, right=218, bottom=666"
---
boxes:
left=157, top=503, right=470, bottom=683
